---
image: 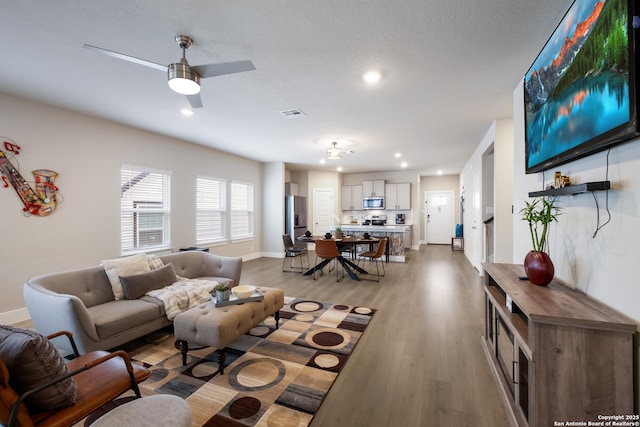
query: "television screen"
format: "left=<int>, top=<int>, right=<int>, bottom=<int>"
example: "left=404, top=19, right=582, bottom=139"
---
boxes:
left=524, top=0, right=639, bottom=174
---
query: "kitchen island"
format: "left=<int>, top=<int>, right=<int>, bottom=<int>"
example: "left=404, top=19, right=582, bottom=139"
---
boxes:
left=331, top=224, right=409, bottom=262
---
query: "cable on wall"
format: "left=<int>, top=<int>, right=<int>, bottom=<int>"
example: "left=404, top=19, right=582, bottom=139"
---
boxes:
left=592, top=148, right=612, bottom=238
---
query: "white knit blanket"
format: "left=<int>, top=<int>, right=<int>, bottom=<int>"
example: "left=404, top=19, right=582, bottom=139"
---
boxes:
left=146, top=277, right=218, bottom=320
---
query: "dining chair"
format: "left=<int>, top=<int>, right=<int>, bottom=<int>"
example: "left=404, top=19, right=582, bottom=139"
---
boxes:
left=313, top=239, right=345, bottom=282
left=357, top=238, right=387, bottom=281
left=282, top=234, right=309, bottom=273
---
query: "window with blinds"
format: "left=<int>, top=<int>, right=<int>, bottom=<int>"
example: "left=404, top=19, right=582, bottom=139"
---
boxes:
left=230, top=181, right=253, bottom=240
left=196, top=176, right=226, bottom=243
left=120, top=166, right=171, bottom=254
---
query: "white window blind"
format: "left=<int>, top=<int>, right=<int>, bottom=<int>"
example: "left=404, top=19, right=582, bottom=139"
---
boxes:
left=230, top=181, right=253, bottom=240
left=120, top=166, right=171, bottom=254
left=196, top=176, right=226, bottom=243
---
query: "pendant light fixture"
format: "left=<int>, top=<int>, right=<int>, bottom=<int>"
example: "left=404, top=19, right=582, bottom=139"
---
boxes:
left=327, top=142, right=343, bottom=159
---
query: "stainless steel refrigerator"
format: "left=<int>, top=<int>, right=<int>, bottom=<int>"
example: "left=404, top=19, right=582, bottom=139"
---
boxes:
left=285, top=195, right=307, bottom=247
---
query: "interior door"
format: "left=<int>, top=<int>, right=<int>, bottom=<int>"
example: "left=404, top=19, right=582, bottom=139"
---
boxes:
left=425, top=191, right=454, bottom=244
left=313, top=188, right=334, bottom=236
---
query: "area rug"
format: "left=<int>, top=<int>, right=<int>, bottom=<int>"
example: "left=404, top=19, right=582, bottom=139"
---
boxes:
left=88, top=297, right=376, bottom=427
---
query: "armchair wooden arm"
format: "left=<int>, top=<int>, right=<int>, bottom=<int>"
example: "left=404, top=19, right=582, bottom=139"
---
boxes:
left=46, top=331, right=80, bottom=357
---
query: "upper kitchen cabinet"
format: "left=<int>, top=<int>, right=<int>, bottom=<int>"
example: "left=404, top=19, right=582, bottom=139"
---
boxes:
left=386, top=183, right=411, bottom=210
left=341, top=185, right=363, bottom=211
left=285, top=182, right=299, bottom=196
left=362, top=180, right=385, bottom=197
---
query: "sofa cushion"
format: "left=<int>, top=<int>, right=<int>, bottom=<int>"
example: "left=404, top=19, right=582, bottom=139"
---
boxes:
left=120, top=263, right=178, bottom=300
left=0, top=325, right=77, bottom=412
left=198, top=276, right=235, bottom=288
left=88, top=300, right=165, bottom=339
left=101, top=253, right=151, bottom=300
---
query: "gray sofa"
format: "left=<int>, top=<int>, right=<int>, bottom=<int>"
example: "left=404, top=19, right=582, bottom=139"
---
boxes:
left=23, top=251, right=242, bottom=354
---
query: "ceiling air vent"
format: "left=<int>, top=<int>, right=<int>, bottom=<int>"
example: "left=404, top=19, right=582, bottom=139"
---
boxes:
left=279, top=108, right=306, bottom=118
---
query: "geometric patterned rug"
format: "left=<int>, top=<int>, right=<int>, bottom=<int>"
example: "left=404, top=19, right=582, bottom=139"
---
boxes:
left=85, top=297, right=376, bottom=427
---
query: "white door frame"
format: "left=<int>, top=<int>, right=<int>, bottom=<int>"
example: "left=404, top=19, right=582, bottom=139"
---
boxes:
left=424, top=190, right=455, bottom=244
left=312, top=188, right=334, bottom=236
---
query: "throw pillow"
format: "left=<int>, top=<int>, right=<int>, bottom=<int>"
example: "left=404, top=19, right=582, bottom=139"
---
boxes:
left=0, top=325, right=77, bottom=412
left=120, top=263, right=178, bottom=300
left=101, top=253, right=151, bottom=300
left=146, top=254, right=165, bottom=270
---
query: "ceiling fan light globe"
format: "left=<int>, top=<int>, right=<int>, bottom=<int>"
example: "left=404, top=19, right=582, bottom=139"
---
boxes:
left=168, top=63, right=201, bottom=95
left=327, top=148, right=342, bottom=159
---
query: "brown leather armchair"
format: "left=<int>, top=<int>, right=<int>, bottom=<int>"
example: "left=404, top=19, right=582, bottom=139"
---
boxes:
left=1, top=330, right=150, bottom=427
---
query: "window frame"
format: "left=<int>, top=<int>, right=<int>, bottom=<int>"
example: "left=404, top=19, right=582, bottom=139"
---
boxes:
left=120, top=165, right=171, bottom=255
left=195, top=175, right=227, bottom=244
left=230, top=180, right=254, bottom=241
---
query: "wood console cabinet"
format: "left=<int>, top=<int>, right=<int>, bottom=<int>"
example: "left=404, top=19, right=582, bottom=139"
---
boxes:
left=482, top=263, right=636, bottom=427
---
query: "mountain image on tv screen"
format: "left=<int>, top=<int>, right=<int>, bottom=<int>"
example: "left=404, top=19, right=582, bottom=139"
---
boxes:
left=524, top=0, right=629, bottom=172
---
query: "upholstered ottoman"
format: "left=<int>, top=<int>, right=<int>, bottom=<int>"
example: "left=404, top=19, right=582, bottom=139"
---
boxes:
left=91, top=395, right=191, bottom=426
left=173, top=286, right=284, bottom=373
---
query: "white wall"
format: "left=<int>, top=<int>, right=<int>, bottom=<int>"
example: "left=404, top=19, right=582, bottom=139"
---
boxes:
left=0, top=93, right=263, bottom=322
left=262, top=162, right=285, bottom=258
left=512, top=83, right=640, bottom=323
left=461, top=119, right=514, bottom=271
left=494, top=118, right=514, bottom=263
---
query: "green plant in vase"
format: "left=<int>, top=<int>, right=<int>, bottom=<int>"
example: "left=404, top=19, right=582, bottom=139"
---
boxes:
left=215, top=283, right=231, bottom=302
left=520, top=196, right=561, bottom=286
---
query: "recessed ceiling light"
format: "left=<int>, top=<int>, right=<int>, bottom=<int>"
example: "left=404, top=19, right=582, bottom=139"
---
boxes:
left=437, top=170, right=443, bottom=175
left=319, top=159, right=326, bottom=164
left=401, top=162, right=408, bottom=168
left=394, top=153, right=402, bottom=158
left=180, top=109, right=194, bottom=116
left=363, top=70, right=382, bottom=84
left=337, top=167, right=343, bottom=172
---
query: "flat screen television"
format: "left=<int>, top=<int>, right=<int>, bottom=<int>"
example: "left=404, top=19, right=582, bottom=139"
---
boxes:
left=524, top=0, right=640, bottom=174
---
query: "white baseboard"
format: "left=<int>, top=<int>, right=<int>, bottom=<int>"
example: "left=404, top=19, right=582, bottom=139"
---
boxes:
left=242, top=251, right=264, bottom=262
left=260, top=251, right=285, bottom=259
left=0, top=307, right=30, bottom=325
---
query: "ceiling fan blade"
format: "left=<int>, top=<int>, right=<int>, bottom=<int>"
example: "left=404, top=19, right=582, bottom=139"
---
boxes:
left=83, top=44, right=168, bottom=72
left=192, top=60, right=255, bottom=78
left=186, top=93, right=203, bottom=109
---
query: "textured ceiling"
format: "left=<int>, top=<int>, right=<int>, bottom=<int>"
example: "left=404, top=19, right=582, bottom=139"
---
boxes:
left=1, top=0, right=573, bottom=175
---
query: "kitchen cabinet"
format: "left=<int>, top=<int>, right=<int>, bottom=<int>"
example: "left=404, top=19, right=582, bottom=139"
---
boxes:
left=403, top=225, right=412, bottom=249
left=385, top=183, right=411, bottom=210
left=285, top=182, right=299, bottom=196
left=362, top=180, right=385, bottom=197
left=341, top=185, right=363, bottom=211
left=482, top=263, right=635, bottom=427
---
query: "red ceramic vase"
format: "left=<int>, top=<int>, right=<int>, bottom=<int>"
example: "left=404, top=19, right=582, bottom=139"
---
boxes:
left=523, top=251, right=554, bottom=286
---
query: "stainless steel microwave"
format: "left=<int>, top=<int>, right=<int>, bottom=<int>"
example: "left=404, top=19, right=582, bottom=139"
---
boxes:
left=363, top=197, right=384, bottom=210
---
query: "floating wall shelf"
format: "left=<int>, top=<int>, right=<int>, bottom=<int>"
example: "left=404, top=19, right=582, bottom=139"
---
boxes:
left=528, top=181, right=610, bottom=197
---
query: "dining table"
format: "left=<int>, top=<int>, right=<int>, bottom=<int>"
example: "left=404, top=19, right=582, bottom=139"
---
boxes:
left=296, top=235, right=382, bottom=280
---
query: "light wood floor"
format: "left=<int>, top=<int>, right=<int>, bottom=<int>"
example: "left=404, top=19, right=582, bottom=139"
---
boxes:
left=243, top=244, right=510, bottom=427
left=14, top=245, right=510, bottom=426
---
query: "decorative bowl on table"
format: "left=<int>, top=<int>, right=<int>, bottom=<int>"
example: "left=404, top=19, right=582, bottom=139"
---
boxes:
left=363, top=233, right=370, bottom=239
left=232, top=285, right=256, bottom=299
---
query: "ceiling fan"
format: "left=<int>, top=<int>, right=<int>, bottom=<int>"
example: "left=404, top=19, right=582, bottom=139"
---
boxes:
left=327, top=141, right=355, bottom=159
left=83, top=35, right=255, bottom=109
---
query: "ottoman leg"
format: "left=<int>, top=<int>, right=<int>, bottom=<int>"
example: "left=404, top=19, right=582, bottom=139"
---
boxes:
left=175, top=339, right=189, bottom=366
left=274, top=311, right=280, bottom=329
left=217, top=348, right=226, bottom=375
